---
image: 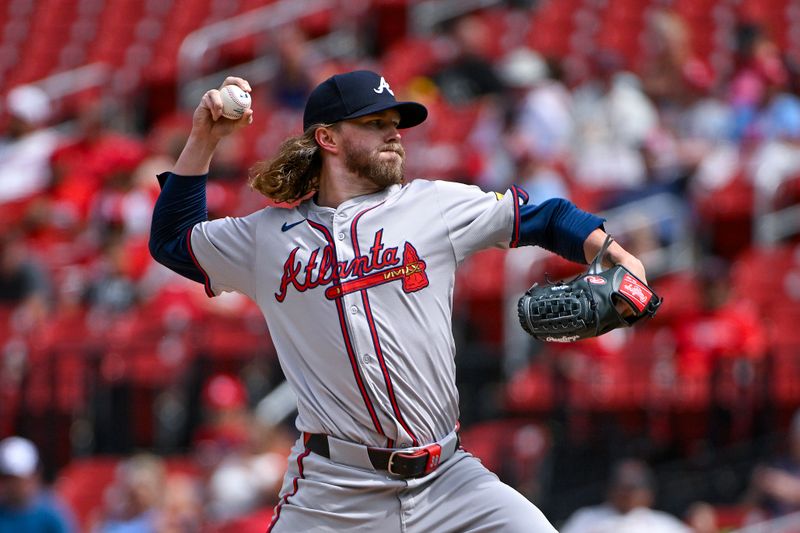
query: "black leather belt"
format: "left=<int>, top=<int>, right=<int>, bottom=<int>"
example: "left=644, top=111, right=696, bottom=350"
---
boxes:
left=303, top=432, right=460, bottom=478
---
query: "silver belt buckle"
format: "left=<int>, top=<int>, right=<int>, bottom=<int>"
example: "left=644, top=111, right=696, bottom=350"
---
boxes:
left=387, top=445, right=441, bottom=477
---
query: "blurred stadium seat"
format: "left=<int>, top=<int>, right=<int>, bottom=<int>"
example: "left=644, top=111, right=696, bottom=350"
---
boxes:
left=459, top=419, right=550, bottom=475
left=55, top=457, right=119, bottom=531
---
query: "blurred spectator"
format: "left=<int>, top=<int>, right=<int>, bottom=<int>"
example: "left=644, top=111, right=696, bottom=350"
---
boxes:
left=496, top=49, right=573, bottom=200
left=674, top=258, right=768, bottom=443
left=48, top=101, right=148, bottom=226
left=0, top=231, right=51, bottom=329
left=205, top=432, right=287, bottom=522
left=560, top=459, right=690, bottom=533
left=270, top=26, right=317, bottom=111
left=89, top=150, right=154, bottom=240
left=192, top=374, right=289, bottom=522
left=432, top=14, right=506, bottom=105
left=83, top=237, right=140, bottom=314
left=502, top=50, right=574, bottom=165
left=684, top=501, right=719, bottom=533
left=153, top=474, right=203, bottom=533
left=571, top=50, right=659, bottom=193
left=745, top=76, right=800, bottom=201
left=0, top=85, right=62, bottom=206
left=641, top=12, right=733, bottom=206
left=0, top=436, right=74, bottom=533
left=727, top=23, right=790, bottom=143
left=94, top=454, right=164, bottom=533
left=746, top=409, right=800, bottom=519
left=193, top=374, right=251, bottom=461
left=641, top=10, right=715, bottom=110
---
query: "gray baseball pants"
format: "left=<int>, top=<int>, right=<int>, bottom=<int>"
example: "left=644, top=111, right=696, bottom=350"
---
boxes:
left=267, top=439, right=558, bottom=532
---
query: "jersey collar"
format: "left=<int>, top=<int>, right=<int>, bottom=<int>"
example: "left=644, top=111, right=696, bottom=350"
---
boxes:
left=304, top=184, right=402, bottom=216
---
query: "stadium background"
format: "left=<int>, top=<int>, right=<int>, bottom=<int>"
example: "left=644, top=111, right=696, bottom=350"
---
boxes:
left=2, top=0, right=800, bottom=530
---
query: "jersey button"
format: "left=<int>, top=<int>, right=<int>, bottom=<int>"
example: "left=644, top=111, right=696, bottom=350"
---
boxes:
left=362, top=354, right=372, bottom=364
left=337, top=232, right=345, bottom=240
left=350, top=305, right=358, bottom=314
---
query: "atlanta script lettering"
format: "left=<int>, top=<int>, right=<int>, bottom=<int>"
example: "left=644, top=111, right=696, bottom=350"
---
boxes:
left=275, top=230, right=401, bottom=302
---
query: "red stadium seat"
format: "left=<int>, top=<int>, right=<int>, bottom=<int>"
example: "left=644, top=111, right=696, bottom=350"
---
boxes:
left=696, top=175, right=755, bottom=259
left=671, top=373, right=712, bottom=411
left=454, top=248, right=506, bottom=347
left=459, top=419, right=550, bottom=474
left=55, top=457, right=120, bottom=532
left=771, top=346, right=800, bottom=405
left=505, top=361, right=555, bottom=413
left=55, top=354, right=89, bottom=412
left=648, top=272, right=703, bottom=325
left=381, top=38, right=439, bottom=88
left=768, top=305, right=800, bottom=350
left=55, top=456, right=203, bottom=532
left=199, top=308, right=272, bottom=360
left=732, top=245, right=797, bottom=312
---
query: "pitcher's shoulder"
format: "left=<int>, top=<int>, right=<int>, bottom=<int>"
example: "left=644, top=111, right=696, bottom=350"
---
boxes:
left=400, top=178, right=482, bottom=198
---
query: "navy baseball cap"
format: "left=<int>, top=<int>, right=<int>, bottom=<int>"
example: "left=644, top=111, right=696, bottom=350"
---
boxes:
left=303, top=70, right=428, bottom=131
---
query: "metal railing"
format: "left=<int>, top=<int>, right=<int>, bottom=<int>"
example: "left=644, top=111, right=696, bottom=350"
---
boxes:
left=180, top=29, right=358, bottom=109
left=596, top=192, right=696, bottom=275
left=410, top=0, right=504, bottom=34
left=176, top=0, right=335, bottom=103
left=5, top=62, right=110, bottom=114
left=32, top=62, right=111, bottom=100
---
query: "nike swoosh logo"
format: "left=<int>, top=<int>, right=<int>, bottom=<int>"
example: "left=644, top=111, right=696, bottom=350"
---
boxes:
left=281, top=220, right=305, bottom=232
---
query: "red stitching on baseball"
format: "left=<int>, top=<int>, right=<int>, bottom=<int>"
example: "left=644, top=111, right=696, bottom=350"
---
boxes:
left=224, top=86, right=249, bottom=108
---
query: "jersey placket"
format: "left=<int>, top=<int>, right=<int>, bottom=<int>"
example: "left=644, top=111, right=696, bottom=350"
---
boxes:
left=302, top=211, right=386, bottom=443
left=329, top=209, right=400, bottom=446
left=341, top=204, right=420, bottom=448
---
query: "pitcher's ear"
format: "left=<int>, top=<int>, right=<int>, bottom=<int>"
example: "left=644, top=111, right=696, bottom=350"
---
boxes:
left=315, top=126, right=339, bottom=154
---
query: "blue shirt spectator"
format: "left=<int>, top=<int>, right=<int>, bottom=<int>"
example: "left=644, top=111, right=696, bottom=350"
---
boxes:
left=0, top=437, right=73, bottom=533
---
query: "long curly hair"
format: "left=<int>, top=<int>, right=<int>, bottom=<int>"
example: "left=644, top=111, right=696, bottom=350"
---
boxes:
left=248, top=123, right=333, bottom=203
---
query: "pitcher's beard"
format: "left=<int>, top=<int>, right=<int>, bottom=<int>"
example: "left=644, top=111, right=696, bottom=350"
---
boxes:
left=343, top=141, right=405, bottom=188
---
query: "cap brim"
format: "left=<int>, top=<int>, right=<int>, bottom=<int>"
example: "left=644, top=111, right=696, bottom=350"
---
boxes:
left=342, top=101, right=428, bottom=129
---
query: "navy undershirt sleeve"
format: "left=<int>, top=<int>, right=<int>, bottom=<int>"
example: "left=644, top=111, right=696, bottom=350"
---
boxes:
left=148, top=172, right=209, bottom=283
left=518, top=198, right=604, bottom=263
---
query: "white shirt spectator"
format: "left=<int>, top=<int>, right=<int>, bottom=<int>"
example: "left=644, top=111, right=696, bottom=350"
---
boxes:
left=561, top=504, right=691, bottom=533
left=0, top=128, right=61, bottom=203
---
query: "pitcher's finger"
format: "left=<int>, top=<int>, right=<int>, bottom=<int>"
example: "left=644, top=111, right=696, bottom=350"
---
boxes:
left=202, top=90, right=223, bottom=121
left=220, top=76, right=252, bottom=93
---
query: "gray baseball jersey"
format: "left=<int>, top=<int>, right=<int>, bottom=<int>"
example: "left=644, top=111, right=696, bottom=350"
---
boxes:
left=189, top=179, right=525, bottom=449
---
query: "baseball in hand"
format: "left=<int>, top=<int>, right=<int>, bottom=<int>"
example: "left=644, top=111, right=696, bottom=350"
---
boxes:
left=220, top=85, right=251, bottom=120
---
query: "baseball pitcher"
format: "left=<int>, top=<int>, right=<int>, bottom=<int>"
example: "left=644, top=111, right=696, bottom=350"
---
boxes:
left=149, top=71, right=648, bottom=532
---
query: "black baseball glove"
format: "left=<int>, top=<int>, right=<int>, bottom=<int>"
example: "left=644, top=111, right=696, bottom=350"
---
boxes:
left=517, top=236, right=662, bottom=343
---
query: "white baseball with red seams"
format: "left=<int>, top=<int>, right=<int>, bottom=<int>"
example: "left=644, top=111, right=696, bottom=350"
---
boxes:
left=220, top=85, right=251, bottom=119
